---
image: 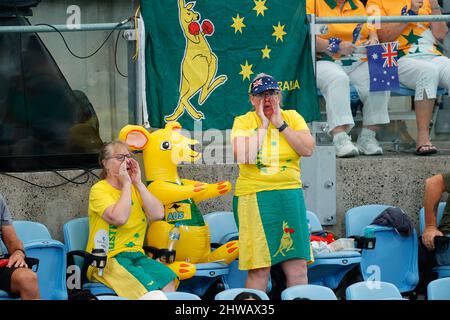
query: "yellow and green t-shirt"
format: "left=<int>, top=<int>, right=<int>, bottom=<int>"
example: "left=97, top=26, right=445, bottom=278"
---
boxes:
left=231, top=109, right=309, bottom=196
left=306, top=0, right=371, bottom=68
left=86, top=180, right=147, bottom=259
left=367, top=0, right=443, bottom=58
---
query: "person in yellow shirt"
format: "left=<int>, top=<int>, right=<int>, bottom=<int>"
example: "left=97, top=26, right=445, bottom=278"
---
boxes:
left=231, top=73, right=315, bottom=292
left=367, top=0, right=449, bottom=155
left=307, top=0, right=390, bottom=158
left=85, top=140, right=177, bottom=300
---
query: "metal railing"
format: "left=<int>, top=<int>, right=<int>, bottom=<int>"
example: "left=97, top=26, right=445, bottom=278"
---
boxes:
left=0, top=20, right=138, bottom=127
left=309, top=13, right=450, bottom=67
left=0, top=21, right=133, bottom=33
left=315, top=14, right=450, bottom=24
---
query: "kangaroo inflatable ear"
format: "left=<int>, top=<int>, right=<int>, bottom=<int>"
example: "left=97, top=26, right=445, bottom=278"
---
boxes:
left=165, top=122, right=182, bottom=131
left=185, top=2, right=194, bottom=10
left=119, top=125, right=151, bottom=150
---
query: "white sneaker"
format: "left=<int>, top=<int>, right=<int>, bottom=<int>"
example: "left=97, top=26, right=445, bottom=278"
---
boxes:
left=333, top=132, right=359, bottom=158
left=357, top=129, right=383, bottom=155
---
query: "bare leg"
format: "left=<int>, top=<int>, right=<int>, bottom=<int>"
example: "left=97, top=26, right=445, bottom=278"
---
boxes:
left=414, top=98, right=435, bottom=149
left=331, top=125, right=350, bottom=136
left=161, top=280, right=176, bottom=292
left=246, top=267, right=270, bottom=291
left=10, top=268, right=40, bottom=300
left=364, top=125, right=379, bottom=132
left=281, top=259, right=308, bottom=287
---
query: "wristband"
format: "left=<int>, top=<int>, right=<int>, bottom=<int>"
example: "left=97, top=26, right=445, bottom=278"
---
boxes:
left=327, top=37, right=341, bottom=54
left=278, top=121, right=288, bottom=132
left=15, top=248, right=26, bottom=256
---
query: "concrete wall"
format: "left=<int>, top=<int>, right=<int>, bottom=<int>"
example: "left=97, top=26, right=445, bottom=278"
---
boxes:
left=1, top=154, right=449, bottom=242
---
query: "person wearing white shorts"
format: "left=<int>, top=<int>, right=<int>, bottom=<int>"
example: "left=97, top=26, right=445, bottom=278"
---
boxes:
left=308, top=0, right=391, bottom=158
left=368, top=0, right=449, bottom=155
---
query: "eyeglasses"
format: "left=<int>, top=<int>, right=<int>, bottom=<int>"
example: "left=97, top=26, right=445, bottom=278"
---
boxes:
left=108, top=154, right=132, bottom=161
left=253, top=89, right=280, bottom=99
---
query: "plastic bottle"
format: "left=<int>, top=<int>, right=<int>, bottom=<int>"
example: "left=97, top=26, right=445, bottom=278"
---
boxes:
left=364, top=226, right=375, bottom=249
left=168, top=223, right=181, bottom=251
left=91, top=248, right=107, bottom=277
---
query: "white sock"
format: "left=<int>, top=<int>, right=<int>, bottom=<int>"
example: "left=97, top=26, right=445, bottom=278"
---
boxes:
left=360, top=128, right=376, bottom=137
left=333, top=131, right=349, bottom=142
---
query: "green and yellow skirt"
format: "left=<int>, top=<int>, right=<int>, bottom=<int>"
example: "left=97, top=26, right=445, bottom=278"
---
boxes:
left=233, top=188, right=313, bottom=270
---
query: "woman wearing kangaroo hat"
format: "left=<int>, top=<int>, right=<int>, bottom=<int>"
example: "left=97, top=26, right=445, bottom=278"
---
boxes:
left=231, top=73, right=315, bottom=291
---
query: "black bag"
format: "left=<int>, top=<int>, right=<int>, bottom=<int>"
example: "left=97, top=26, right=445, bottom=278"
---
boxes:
left=68, top=289, right=98, bottom=300
left=434, top=236, right=450, bottom=266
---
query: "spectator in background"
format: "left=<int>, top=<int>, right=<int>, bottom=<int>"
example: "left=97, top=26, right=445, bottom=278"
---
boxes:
left=307, top=0, right=390, bottom=158
left=0, top=194, right=40, bottom=299
left=367, top=0, right=449, bottom=155
left=419, top=172, right=450, bottom=292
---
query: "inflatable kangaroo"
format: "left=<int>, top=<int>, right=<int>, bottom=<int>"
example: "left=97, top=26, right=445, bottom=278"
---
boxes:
left=119, top=122, right=238, bottom=266
left=165, top=0, right=227, bottom=122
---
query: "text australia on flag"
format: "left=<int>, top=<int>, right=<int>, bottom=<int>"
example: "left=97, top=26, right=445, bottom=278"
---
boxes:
left=367, top=42, right=400, bottom=92
left=140, top=0, right=320, bottom=130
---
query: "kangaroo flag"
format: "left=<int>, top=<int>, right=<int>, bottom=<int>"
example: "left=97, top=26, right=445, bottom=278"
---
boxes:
left=140, top=0, right=320, bottom=130
left=367, top=42, right=400, bottom=92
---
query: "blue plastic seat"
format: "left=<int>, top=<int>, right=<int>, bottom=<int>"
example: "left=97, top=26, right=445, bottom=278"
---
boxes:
left=281, top=284, right=337, bottom=300
left=214, top=288, right=270, bottom=300
left=346, top=281, right=405, bottom=300
left=178, top=211, right=235, bottom=297
left=419, top=202, right=450, bottom=279
left=345, top=205, right=419, bottom=293
left=203, top=211, right=245, bottom=289
left=0, top=221, right=67, bottom=300
left=391, top=86, right=448, bottom=97
left=320, top=86, right=448, bottom=98
left=307, top=211, right=361, bottom=289
left=202, top=211, right=273, bottom=293
left=166, top=291, right=202, bottom=300
left=427, top=277, right=450, bottom=300
left=63, top=217, right=117, bottom=296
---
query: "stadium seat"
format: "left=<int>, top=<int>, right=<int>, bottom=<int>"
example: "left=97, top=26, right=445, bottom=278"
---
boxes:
left=346, top=281, right=405, bottom=300
left=345, top=205, right=419, bottom=293
left=202, top=211, right=272, bottom=294
left=419, top=202, right=450, bottom=279
left=166, top=291, right=202, bottom=300
left=203, top=211, right=245, bottom=289
left=214, top=288, right=270, bottom=300
left=427, top=277, right=450, bottom=300
left=281, top=284, right=337, bottom=300
left=0, top=221, right=67, bottom=300
left=307, top=211, right=361, bottom=289
left=63, top=217, right=117, bottom=297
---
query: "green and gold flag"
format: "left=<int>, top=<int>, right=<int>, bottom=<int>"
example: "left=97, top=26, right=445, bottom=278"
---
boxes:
left=141, top=0, right=320, bottom=130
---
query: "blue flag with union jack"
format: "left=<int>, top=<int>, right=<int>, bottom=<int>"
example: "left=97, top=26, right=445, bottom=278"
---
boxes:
left=367, top=42, right=400, bottom=92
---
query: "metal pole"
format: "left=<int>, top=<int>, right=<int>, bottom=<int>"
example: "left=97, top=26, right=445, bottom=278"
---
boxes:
left=0, top=22, right=133, bottom=33
left=310, top=14, right=316, bottom=77
left=316, top=14, right=450, bottom=24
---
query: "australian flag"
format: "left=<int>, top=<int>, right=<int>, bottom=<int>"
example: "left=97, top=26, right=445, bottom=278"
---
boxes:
left=367, top=42, right=400, bottom=92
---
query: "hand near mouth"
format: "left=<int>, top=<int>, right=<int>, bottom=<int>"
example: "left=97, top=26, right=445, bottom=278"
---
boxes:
left=128, top=158, right=142, bottom=185
left=118, top=160, right=132, bottom=185
left=256, top=99, right=269, bottom=129
left=269, top=98, right=284, bottom=128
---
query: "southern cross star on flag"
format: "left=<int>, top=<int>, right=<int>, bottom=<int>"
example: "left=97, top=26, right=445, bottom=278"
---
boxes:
left=367, top=42, right=400, bottom=92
